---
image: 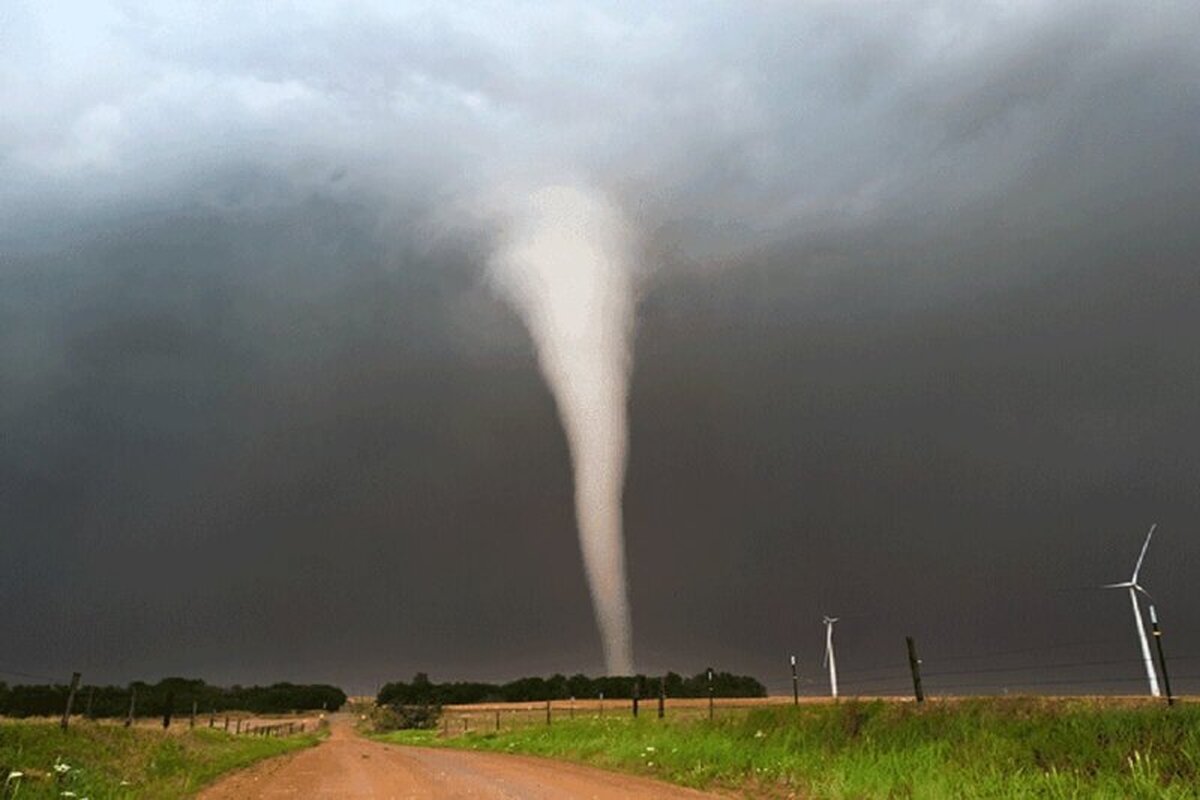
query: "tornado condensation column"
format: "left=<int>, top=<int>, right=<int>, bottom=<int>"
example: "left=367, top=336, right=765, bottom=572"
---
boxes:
left=489, top=185, right=635, bottom=675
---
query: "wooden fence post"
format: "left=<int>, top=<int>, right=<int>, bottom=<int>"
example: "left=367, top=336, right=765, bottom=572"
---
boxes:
left=707, top=668, right=714, bottom=721
left=125, top=686, right=137, bottom=728
left=61, top=672, right=81, bottom=731
left=906, top=637, right=925, bottom=703
left=1150, top=606, right=1175, bottom=707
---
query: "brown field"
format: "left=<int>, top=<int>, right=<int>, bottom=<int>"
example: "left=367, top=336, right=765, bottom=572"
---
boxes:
left=3, top=710, right=326, bottom=736
left=429, top=694, right=1194, bottom=737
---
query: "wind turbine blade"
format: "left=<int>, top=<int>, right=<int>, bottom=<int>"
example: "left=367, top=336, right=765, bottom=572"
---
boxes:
left=1102, top=582, right=1133, bottom=589
left=1134, top=584, right=1154, bottom=601
left=1131, top=523, right=1157, bottom=583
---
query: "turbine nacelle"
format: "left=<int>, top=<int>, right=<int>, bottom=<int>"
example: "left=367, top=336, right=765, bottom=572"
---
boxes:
left=1101, top=581, right=1152, bottom=598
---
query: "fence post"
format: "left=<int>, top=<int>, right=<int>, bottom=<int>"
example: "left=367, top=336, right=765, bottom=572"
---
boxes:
left=545, top=699, right=551, bottom=725
left=1149, top=606, right=1175, bottom=707
left=495, top=709, right=501, bottom=732
left=657, top=677, right=665, bottom=719
left=61, top=672, right=81, bottom=731
left=632, top=678, right=640, bottom=718
left=790, top=655, right=799, bottom=706
left=125, top=686, right=137, bottom=728
left=707, top=668, right=714, bottom=721
left=906, top=636, right=925, bottom=703
left=163, top=692, right=174, bottom=729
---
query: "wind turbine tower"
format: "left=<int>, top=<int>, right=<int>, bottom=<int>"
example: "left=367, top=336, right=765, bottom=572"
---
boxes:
left=1102, top=524, right=1161, bottom=697
left=822, top=615, right=839, bottom=698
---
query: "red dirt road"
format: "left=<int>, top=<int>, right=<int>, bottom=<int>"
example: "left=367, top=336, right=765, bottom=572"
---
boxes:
left=198, top=718, right=721, bottom=799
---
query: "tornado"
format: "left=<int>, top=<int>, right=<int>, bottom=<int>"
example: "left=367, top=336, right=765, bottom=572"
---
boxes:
left=489, top=185, right=635, bottom=675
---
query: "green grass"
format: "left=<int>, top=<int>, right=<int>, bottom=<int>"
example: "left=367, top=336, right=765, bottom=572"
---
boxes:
left=0, top=719, right=323, bottom=799
left=375, top=698, right=1200, bottom=798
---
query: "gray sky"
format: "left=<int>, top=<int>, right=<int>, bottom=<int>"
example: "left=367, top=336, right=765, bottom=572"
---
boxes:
left=3, top=1, right=1199, bottom=695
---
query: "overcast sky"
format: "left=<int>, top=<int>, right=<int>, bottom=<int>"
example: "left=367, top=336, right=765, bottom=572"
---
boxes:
left=3, top=1, right=1199, bottom=696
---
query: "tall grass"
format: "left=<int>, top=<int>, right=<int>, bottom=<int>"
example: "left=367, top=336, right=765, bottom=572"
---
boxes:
left=378, top=698, right=1200, bottom=798
left=0, top=720, right=322, bottom=799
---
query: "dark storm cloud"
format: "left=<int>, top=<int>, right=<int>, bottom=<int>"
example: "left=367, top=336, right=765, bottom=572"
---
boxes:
left=3, top=1, right=1199, bottom=692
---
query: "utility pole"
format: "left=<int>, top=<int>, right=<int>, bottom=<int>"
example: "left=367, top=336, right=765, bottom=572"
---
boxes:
left=61, top=672, right=81, bottom=731
left=790, top=655, right=799, bottom=706
left=906, top=637, right=925, bottom=703
left=1149, top=606, right=1174, bottom=707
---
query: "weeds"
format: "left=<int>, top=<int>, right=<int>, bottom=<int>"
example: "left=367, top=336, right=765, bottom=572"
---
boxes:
left=376, top=698, right=1200, bottom=798
left=0, top=720, right=321, bottom=798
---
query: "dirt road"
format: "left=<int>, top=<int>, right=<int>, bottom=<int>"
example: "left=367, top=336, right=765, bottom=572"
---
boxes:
left=198, top=718, right=720, bottom=799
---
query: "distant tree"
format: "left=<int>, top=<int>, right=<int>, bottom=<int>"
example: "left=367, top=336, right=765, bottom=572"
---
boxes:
left=371, top=669, right=765, bottom=707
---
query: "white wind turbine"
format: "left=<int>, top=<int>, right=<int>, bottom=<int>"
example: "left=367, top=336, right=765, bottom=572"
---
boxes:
left=822, top=615, right=839, bottom=698
left=1102, top=524, right=1160, bottom=697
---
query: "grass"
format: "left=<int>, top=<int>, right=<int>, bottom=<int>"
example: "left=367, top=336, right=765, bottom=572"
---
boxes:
left=374, top=698, right=1200, bottom=798
left=0, top=719, right=323, bottom=799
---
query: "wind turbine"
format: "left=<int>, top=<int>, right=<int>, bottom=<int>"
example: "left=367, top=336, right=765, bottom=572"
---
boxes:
left=822, top=615, right=839, bottom=698
left=1102, top=524, right=1160, bottom=697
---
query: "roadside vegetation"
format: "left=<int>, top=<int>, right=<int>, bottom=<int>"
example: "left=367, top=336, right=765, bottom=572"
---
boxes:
left=0, top=719, right=323, bottom=799
left=375, top=697, right=1200, bottom=798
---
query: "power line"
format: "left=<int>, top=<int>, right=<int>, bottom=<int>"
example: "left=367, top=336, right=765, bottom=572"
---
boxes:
left=0, top=665, right=64, bottom=683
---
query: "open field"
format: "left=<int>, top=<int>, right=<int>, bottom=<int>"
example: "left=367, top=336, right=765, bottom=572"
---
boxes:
left=377, top=697, right=1200, bottom=798
left=0, top=716, right=323, bottom=798
left=434, top=695, right=825, bottom=735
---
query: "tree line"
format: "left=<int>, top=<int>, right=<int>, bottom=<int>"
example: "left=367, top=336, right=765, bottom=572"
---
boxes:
left=377, top=670, right=766, bottom=706
left=0, top=677, right=346, bottom=718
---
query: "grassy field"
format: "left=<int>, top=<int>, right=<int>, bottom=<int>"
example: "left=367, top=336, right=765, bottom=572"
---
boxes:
left=0, top=719, right=323, bottom=798
left=376, top=697, right=1200, bottom=798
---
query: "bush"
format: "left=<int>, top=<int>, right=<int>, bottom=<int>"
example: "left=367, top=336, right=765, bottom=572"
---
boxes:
left=373, top=704, right=442, bottom=731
